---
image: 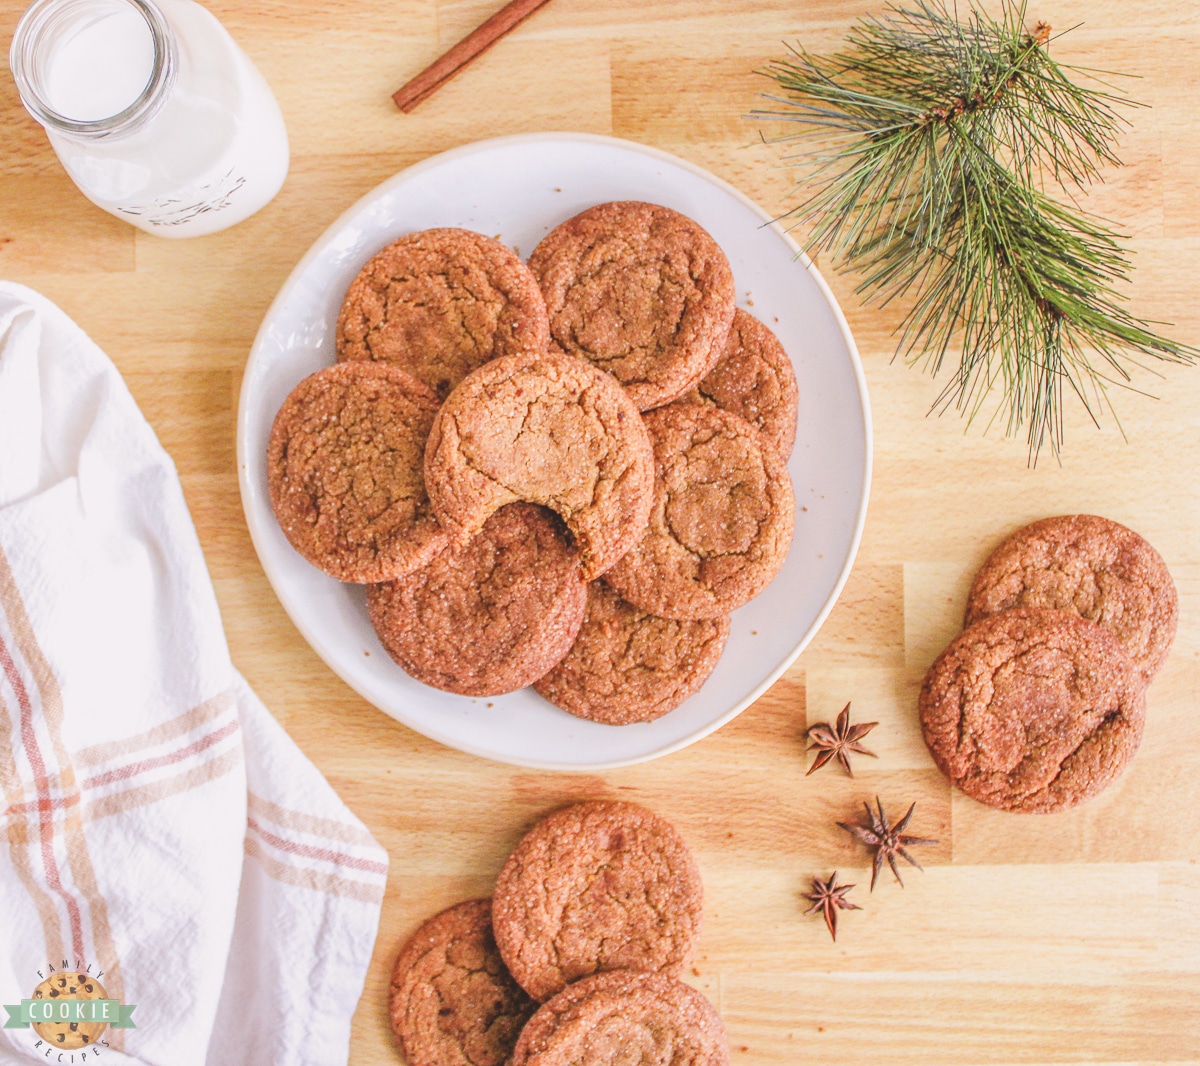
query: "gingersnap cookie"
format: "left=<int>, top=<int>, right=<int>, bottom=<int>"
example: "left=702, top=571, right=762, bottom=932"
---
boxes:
left=964, top=514, right=1178, bottom=684
left=424, top=351, right=654, bottom=581
left=603, top=404, right=795, bottom=620
left=681, top=308, right=799, bottom=459
left=30, top=973, right=107, bottom=1051
left=368, top=503, right=587, bottom=697
left=389, top=899, right=537, bottom=1066
left=492, top=801, right=703, bottom=1002
left=529, top=201, right=736, bottom=410
left=336, top=228, right=550, bottom=399
left=533, top=582, right=730, bottom=724
left=511, top=970, right=730, bottom=1066
left=919, top=607, right=1147, bottom=813
left=267, top=362, right=447, bottom=582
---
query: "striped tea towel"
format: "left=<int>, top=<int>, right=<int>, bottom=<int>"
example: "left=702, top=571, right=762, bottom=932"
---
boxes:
left=0, top=282, right=387, bottom=1065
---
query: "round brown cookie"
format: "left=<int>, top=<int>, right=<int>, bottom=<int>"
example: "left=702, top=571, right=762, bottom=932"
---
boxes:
left=603, top=404, right=795, bottom=620
left=533, top=582, right=730, bottom=724
left=389, top=899, right=537, bottom=1066
left=424, top=350, right=654, bottom=581
left=492, top=801, right=703, bottom=1002
left=368, top=503, right=588, bottom=697
left=267, top=362, right=447, bottom=583
left=336, top=228, right=550, bottom=400
left=919, top=607, right=1147, bottom=813
left=31, top=973, right=107, bottom=1051
left=964, top=514, right=1178, bottom=684
left=511, top=970, right=730, bottom=1066
left=529, top=201, right=736, bottom=411
left=680, top=308, right=799, bottom=459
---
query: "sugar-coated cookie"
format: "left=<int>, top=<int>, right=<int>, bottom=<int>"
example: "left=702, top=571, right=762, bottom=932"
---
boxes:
left=337, top=228, right=549, bottom=399
left=267, top=362, right=446, bottom=583
left=492, top=801, right=703, bottom=1002
left=603, top=404, right=794, bottom=619
left=533, top=582, right=729, bottom=724
left=424, top=351, right=654, bottom=581
left=389, top=899, right=536, bottom=1066
left=964, top=514, right=1177, bottom=684
left=529, top=201, right=735, bottom=411
left=368, top=503, right=587, bottom=697
left=510, top=970, right=730, bottom=1066
left=920, top=607, right=1146, bottom=813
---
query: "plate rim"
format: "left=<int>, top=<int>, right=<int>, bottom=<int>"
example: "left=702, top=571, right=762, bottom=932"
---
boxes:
left=235, top=131, right=873, bottom=771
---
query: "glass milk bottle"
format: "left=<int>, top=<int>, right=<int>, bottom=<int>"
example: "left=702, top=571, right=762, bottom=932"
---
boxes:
left=9, top=0, right=289, bottom=237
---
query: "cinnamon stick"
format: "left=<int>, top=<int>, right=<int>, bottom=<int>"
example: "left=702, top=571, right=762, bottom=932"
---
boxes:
left=393, top=0, right=555, bottom=113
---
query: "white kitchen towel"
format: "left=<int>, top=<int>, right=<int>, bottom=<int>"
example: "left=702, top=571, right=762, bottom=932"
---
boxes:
left=0, top=281, right=387, bottom=1065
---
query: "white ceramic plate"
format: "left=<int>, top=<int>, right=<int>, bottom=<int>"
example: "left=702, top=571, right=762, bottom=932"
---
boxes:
left=237, top=133, right=871, bottom=770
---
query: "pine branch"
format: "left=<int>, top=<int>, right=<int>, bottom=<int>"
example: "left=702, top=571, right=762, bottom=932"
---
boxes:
left=753, top=0, right=1195, bottom=461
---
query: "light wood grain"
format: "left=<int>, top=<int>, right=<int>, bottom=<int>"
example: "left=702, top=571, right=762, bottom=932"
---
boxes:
left=2, top=1, right=1199, bottom=1063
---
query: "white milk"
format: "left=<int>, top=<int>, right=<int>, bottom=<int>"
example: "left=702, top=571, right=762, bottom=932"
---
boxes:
left=43, top=6, right=155, bottom=121
left=10, top=0, right=290, bottom=237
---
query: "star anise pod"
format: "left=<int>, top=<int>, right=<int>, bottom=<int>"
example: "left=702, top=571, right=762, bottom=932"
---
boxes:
left=837, top=796, right=938, bottom=891
left=805, top=702, right=878, bottom=776
left=802, top=871, right=861, bottom=941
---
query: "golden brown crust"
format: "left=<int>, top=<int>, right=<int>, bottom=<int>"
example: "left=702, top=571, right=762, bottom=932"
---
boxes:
left=423, top=351, right=655, bottom=581
left=680, top=309, right=799, bottom=459
left=529, top=202, right=736, bottom=411
left=389, top=899, right=536, bottom=1066
left=919, top=607, right=1147, bottom=813
left=492, top=802, right=704, bottom=1002
left=603, top=404, right=795, bottom=619
left=267, top=362, right=447, bottom=583
left=336, top=228, right=549, bottom=400
left=368, top=503, right=587, bottom=697
left=533, top=582, right=729, bottom=724
left=964, top=514, right=1178, bottom=683
left=510, top=971, right=730, bottom=1066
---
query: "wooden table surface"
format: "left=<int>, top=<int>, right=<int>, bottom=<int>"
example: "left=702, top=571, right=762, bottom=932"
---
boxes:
left=3, top=1, right=1199, bottom=1062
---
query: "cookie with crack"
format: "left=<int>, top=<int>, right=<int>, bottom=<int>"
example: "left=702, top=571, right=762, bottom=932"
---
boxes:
left=919, top=607, right=1146, bottom=813
left=603, top=404, right=795, bottom=620
left=680, top=308, right=799, bottom=459
left=389, top=899, right=536, bottom=1066
left=511, top=970, right=730, bottom=1066
left=368, top=503, right=587, bottom=697
left=267, top=362, right=446, bottom=583
left=529, top=201, right=736, bottom=411
left=424, top=351, right=654, bottom=581
left=492, top=801, right=703, bottom=1002
left=533, top=582, right=729, bottom=724
left=336, top=228, right=549, bottom=400
left=964, top=514, right=1178, bottom=684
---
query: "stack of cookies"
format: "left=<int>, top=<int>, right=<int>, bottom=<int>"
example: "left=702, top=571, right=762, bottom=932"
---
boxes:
left=266, top=202, right=799, bottom=724
left=919, top=515, right=1178, bottom=813
left=388, top=801, right=729, bottom=1066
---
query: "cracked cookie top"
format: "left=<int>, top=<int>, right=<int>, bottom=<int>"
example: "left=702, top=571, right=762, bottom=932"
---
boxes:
left=603, top=404, right=795, bottom=620
left=267, top=362, right=446, bottom=583
left=367, top=503, right=587, bottom=697
left=511, top=970, right=730, bottom=1066
left=389, top=899, right=536, bottom=1066
left=336, top=227, right=550, bottom=400
left=529, top=202, right=736, bottom=411
left=423, top=351, right=654, bottom=581
left=491, top=801, right=703, bottom=1002
left=533, top=582, right=730, bottom=724
left=919, top=607, right=1147, bottom=813
left=680, top=308, right=799, bottom=459
left=964, top=514, right=1178, bottom=684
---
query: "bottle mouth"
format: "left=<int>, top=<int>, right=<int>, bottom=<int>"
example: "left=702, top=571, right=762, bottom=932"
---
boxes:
left=9, top=0, right=176, bottom=138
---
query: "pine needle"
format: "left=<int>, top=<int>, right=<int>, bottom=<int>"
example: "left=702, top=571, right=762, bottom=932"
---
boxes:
left=753, top=0, right=1195, bottom=461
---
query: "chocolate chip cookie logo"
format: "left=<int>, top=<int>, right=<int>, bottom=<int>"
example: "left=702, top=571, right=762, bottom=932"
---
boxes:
left=4, top=965, right=135, bottom=1057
